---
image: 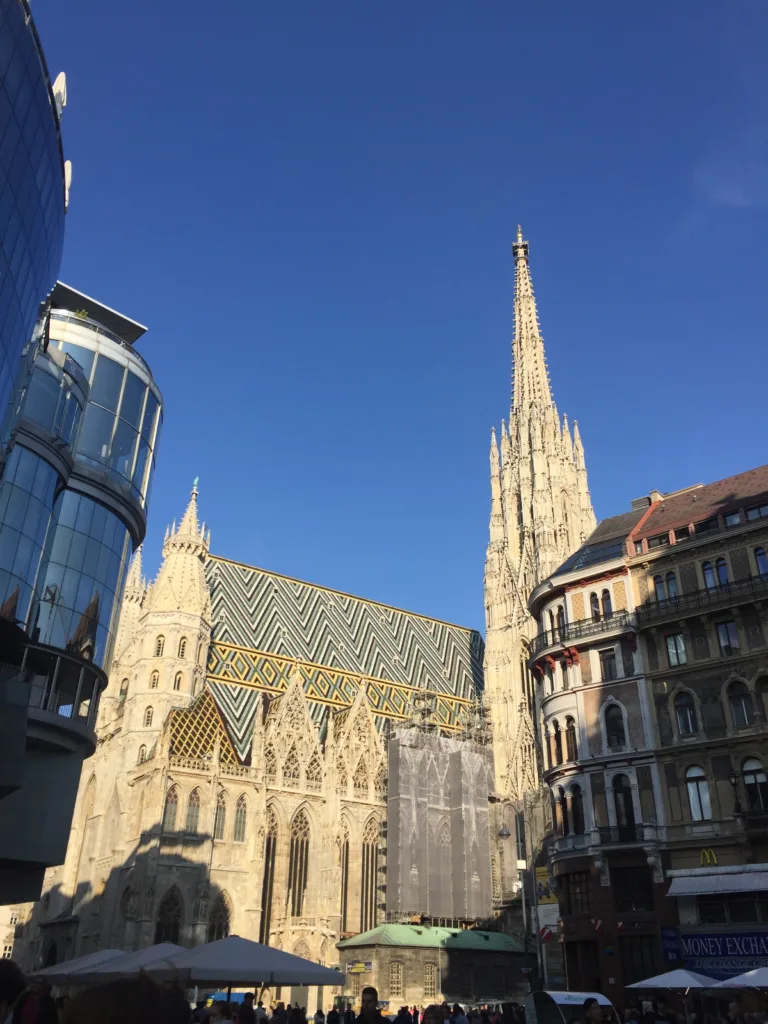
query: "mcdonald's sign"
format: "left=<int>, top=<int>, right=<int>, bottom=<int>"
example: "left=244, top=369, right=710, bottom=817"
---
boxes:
left=700, top=848, right=718, bottom=866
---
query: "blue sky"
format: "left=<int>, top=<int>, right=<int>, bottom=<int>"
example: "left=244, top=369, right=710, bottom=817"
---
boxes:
left=34, top=0, right=768, bottom=632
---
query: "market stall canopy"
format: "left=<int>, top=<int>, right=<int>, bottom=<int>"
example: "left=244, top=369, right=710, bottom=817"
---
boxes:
left=667, top=873, right=768, bottom=896
left=627, top=969, right=717, bottom=989
left=141, top=935, right=344, bottom=987
left=713, top=968, right=768, bottom=988
left=71, top=943, right=184, bottom=984
left=30, top=948, right=125, bottom=984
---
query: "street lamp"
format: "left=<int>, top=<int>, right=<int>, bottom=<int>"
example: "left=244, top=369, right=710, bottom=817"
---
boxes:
left=729, top=773, right=743, bottom=815
left=498, top=824, right=511, bottom=841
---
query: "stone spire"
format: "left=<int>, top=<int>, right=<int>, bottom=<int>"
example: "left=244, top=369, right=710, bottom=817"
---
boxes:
left=484, top=229, right=596, bottom=806
left=150, top=481, right=211, bottom=617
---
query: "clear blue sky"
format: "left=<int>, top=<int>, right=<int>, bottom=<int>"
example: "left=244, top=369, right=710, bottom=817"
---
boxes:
left=34, top=0, right=768, bottom=633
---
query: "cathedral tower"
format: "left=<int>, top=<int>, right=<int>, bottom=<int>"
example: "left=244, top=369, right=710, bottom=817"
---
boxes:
left=484, top=228, right=595, bottom=803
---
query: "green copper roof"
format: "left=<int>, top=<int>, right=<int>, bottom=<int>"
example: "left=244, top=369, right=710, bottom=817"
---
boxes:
left=337, top=925, right=524, bottom=953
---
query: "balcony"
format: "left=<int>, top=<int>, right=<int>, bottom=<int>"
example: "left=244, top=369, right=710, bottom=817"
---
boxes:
left=552, top=824, right=657, bottom=856
left=742, top=810, right=768, bottom=835
left=598, top=824, right=647, bottom=845
left=530, top=610, right=636, bottom=658
left=637, top=573, right=768, bottom=626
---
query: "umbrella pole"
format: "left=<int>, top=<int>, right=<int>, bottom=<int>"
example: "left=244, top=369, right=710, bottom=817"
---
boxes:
left=227, top=984, right=232, bottom=1004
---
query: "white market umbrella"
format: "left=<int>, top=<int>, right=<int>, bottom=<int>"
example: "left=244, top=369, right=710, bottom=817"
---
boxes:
left=31, top=948, right=125, bottom=985
left=141, top=935, right=344, bottom=988
left=714, top=968, right=768, bottom=988
left=627, top=969, right=718, bottom=989
left=70, top=942, right=184, bottom=984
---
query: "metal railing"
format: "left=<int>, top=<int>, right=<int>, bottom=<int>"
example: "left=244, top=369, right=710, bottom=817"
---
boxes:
left=743, top=810, right=768, bottom=832
left=637, top=573, right=768, bottom=625
left=598, top=824, right=646, bottom=844
left=530, top=610, right=635, bottom=657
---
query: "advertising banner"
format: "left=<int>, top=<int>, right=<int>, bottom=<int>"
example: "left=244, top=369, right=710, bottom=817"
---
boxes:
left=346, top=961, right=373, bottom=974
left=536, top=866, right=557, bottom=905
left=681, top=932, right=768, bottom=979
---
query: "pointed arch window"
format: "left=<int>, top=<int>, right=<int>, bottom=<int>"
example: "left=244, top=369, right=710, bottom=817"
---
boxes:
left=162, top=787, right=178, bottom=832
left=287, top=810, right=310, bottom=917
left=601, top=589, right=613, bottom=619
left=186, top=789, right=201, bottom=834
left=214, top=791, right=227, bottom=840
left=590, top=592, right=600, bottom=622
left=178, top=637, right=187, bottom=659
left=173, top=672, right=182, bottom=691
left=353, top=759, right=369, bottom=798
left=605, top=704, right=626, bottom=748
left=264, top=745, right=277, bottom=784
left=756, top=547, right=768, bottom=577
left=207, top=892, right=231, bottom=942
left=283, top=747, right=300, bottom=788
left=155, top=887, right=183, bottom=944
left=149, top=671, right=158, bottom=689
left=339, top=820, right=350, bottom=932
left=571, top=784, right=585, bottom=835
left=144, top=706, right=154, bottom=727
left=154, top=635, right=165, bottom=658
left=374, top=762, right=387, bottom=800
left=336, top=759, right=348, bottom=795
left=137, top=744, right=147, bottom=765
left=306, top=755, right=322, bottom=792
left=233, top=795, right=247, bottom=843
left=259, top=807, right=278, bottom=944
left=119, top=678, right=129, bottom=699
left=361, top=817, right=379, bottom=932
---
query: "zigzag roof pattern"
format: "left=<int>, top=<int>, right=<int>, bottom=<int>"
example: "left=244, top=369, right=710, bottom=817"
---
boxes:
left=206, top=555, right=484, bottom=701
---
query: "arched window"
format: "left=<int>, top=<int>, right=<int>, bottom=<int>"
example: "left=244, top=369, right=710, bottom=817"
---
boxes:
left=306, top=755, right=323, bottom=792
left=423, top=962, right=437, bottom=1001
left=613, top=774, right=635, bottom=830
left=264, top=745, right=277, bottom=783
left=756, top=547, right=768, bottom=577
left=361, top=817, right=378, bottom=931
left=154, top=635, right=165, bottom=658
left=666, top=572, right=678, bottom=599
left=339, top=820, right=350, bottom=932
left=353, top=759, right=369, bottom=798
left=374, top=762, right=387, bottom=799
left=214, top=791, right=227, bottom=840
left=137, top=744, right=147, bottom=764
left=565, top=717, right=577, bottom=761
left=283, top=747, right=300, bottom=788
left=548, top=610, right=555, bottom=636
left=186, top=789, right=200, bottom=833
left=553, top=720, right=563, bottom=765
left=558, top=786, right=569, bottom=836
left=336, top=759, right=348, bottom=795
left=155, top=887, right=183, bottom=944
left=601, top=589, right=613, bottom=619
left=702, top=562, right=716, bottom=590
left=144, top=706, right=154, bottom=727
left=571, top=784, right=585, bottom=835
left=288, top=810, right=310, bottom=917
left=674, top=691, right=698, bottom=736
left=233, top=795, right=247, bottom=842
left=729, top=681, right=756, bottom=729
left=556, top=605, right=566, bottom=637
left=173, top=673, right=182, bottom=691
left=743, top=759, right=768, bottom=811
left=604, top=704, right=626, bottom=748
left=716, top=558, right=729, bottom=586
left=590, top=592, right=600, bottom=622
left=259, top=807, right=278, bottom=944
left=389, top=961, right=403, bottom=999
left=119, top=678, right=129, bottom=699
left=686, top=766, right=712, bottom=821
left=150, top=671, right=159, bottom=689
left=207, top=892, right=231, bottom=942
left=162, top=787, right=178, bottom=832
left=178, top=637, right=187, bottom=659
left=654, top=575, right=665, bottom=602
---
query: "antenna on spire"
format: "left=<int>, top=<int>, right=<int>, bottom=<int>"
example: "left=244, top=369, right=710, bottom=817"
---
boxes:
left=192, top=476, right=199, bottom=496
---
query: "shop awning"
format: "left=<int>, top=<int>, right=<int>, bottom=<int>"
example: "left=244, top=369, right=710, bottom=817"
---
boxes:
left=668, top=872, right=768, bottom=896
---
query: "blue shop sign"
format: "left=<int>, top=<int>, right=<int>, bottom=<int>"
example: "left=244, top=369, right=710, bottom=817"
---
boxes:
left=661, top=927, right=681, bottom=965
left=681, top=932, right=768, bottom=980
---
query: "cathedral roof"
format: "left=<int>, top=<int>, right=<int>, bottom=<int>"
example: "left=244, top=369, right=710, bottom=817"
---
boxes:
left=338, top=924, right=523, bottom=952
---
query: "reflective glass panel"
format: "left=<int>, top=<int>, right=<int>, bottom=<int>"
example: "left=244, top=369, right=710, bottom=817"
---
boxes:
left=119, top=371, right=146, bottom=429
left=89, top=354, right=125, bottom=412
left=59, top=342, right=95, bottom=381
left=77, top=404, right=115, bottom=465
left=109, top=419, right=137, bottom=480
left=23, top=368, right=60, bottom=432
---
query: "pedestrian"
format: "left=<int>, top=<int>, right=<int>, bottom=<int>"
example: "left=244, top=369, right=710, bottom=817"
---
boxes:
left=194, top=1000, right=212, bottom=1024
left=345, top=1004, right=356, bottom=1024
left=422, top=1008, right=445, bottom=1024
left=315, top=1010, right=326, bottom=1024
left=454, top=1006, right=469, bottom=1024
left=0, top=960, right=27, bottom=1024
left=328, top=1008, right=340, bottom=1024
left=240, top=994, right=257, bottom=1024
left=61, top=975, right=190, bottom=1024
left=584, top=1000, right=604, bottom=1024
left=355, top=988, right=385, bottom=1024
left=255, top=1004, right=268, bottom=1023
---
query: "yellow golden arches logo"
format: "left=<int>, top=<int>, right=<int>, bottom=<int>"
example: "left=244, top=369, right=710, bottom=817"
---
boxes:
left=700, top=848, right=718, bottom=866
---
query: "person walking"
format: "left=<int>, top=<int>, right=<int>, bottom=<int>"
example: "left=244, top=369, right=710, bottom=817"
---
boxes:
left=355, top=989, right=385, bottom=1024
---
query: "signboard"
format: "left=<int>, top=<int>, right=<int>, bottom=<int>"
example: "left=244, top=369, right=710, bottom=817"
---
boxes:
left=346, top=961, right=373, bottom=974
left=661, top=927, right=682, bottom=965
left=536, top=867, right=557, bottom=905
left=681, top=931, right=768, bottom=979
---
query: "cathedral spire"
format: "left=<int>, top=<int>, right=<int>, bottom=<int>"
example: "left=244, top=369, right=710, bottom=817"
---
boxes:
left=162, top=479, right=209, bottom=559
left=488, top=428, right=504, bottom=546
left=511, top=226, right=553, bottom=414
left=124, top=545, right=144, bottom=594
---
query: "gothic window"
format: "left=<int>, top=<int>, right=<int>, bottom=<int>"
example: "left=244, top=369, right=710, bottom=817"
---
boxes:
left=674, top=691, right=698, bottom=735
left=178, top=637, right=187, bottom=659
left=604, top=704, right=626, bottom=748
left=293, top=939, right=311, bottom=960
left=287, top=810, right=310, bottom=917
left=491, top=855, right=501, bottom=903
left=162, top=787, right=178, bottom=832
left=150, top=671, right=158, bottom=689
left=389, top=961, right=403, bottom=999
left=590, top=592, right=600, bottom=622
left=686, top=766, right=712, bottom=821
left=353, top=759, right=369, bottom=798
left=360, top=817, right=378, bottom=932
left=702, top=561, right=716, bottom=590
left=374, top=763, right=387, bottom=800
left=214, top=791, right=227, bottom=840
left=259, top=807, right=278, bottom=944
left=756, top=547, right=768, bottom=577
left=728, top=681, right=756, bottom=729
left=264, top=745, right=277, bottom=783
left=571, top=784, right=585, bottom=835
left=601, top=589, right=612, bottom=619
left=119, top=678, right=129, bottom=699
left=666, top=572, right=678, bottom=598
left=207, top=892, right=231, bottom=942
left=155, top=635, right=165, bottom=658
left=336, top=759, right=348, bottom=795
left=743, top=758, right=768, bottom=811
left=283, top=747, right=300, bottom=788
left=339, top=820, right=350, bottom=932
left=565, top=717, right=577, bottom=761
left=155, top=887, right=183, bottom=944
left=423, top=962, right=437, bottom=1000
left=144, top=706, right=154, bottom=727
left=234, top=795, right=247, bottom=843
left=186, top=789, right=201, bottom=833
left=716, top=558, right=730, bottom=586
left=137, top=744, right=147, bottom=765
left=654, top=575, right=665, bottom=602
left=173, top=673, right=182, bottom=691
left=306, top=755, right=322, bottom=792
left=439, top=821, right=451, bottom=848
